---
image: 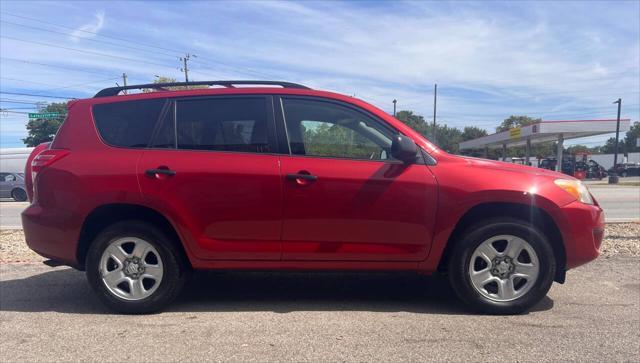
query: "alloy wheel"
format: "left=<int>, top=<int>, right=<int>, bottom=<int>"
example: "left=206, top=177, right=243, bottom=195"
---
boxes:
left=99, top=237, right=164, bottom=301
left=468, top=235, right=540, bottom=302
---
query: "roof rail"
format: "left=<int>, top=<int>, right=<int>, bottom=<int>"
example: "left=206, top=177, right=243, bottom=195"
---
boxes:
left=94, top=80, right=311, bottom=98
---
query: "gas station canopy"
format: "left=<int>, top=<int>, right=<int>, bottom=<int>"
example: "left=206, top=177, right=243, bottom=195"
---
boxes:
left=460, top=119, right=631, bottom=150
left=459, top=119, right=631, bottom=171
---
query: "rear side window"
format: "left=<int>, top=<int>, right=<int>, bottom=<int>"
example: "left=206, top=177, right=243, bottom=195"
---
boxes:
left=176, top=97, right=270, bottom=153
left=93, top=99, right=166, bottom=148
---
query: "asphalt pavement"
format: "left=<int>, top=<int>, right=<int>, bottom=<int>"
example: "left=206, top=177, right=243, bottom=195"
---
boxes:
left=1, top=257, right=638, bottom=362
left=586, top=184, right=640, bottom=222
left=0, top=200, right=27, bottom=229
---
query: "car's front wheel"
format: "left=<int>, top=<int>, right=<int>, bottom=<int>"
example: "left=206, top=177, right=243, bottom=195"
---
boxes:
left=86, top=221, right=188, bottom=314
left=448, top=218, right=555, bottom=314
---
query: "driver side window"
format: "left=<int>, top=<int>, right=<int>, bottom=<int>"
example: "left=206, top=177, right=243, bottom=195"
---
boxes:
left=282, top=98, right=393, bottom=160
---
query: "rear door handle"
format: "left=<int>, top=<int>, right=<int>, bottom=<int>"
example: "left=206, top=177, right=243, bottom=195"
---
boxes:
left=286, top=173, right=317, bottom=181
left=145, top=168, right=176, bottom=176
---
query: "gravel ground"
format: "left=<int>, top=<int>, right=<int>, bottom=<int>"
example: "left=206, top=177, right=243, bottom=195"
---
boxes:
left=2, top=223, right=638, bottom=263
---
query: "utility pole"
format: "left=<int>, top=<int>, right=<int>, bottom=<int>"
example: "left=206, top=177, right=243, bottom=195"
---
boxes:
left=122, top=73, right=128, bottom=94
left=609, top=98, right=622, bottom=184
left=432, top=83, right=437, bottom=145
left=392, top=99, right=397, bottom=117
left=180, top=53, right=195, bottom=83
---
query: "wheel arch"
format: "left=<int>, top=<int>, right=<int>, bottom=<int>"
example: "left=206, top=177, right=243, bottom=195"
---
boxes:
left=76, top=203, right=191, bottom=271
left=437, top=202, right=567, bottom=283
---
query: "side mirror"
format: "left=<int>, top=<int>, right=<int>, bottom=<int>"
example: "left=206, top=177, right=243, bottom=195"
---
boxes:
left=390, top=135, right=418, bottom=164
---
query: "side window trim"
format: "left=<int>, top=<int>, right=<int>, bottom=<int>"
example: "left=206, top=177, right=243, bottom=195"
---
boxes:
left=92, top=98, right=168, bottom=149
left=276, top=95, right=425, bottom=164
left=170, top=94, right=278, bottom=155
left=147, top=99, right=174, bottom=149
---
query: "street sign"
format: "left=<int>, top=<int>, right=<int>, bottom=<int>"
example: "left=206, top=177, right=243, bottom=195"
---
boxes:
left=28, top=112, right=64, bottom=119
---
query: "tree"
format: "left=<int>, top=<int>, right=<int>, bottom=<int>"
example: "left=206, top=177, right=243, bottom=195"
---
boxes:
left=461, top=126, right=488, bottom=141
left=496, top=115, right=541, bottom=132
left=459, top=126, right=490, bottom=157
left=564, top=144, right=600, bottom=155
left=430, top=124, right=462, bottom=153
left=624, top=121, right=639, bottom=153
left=601, top=123, right=634, bottom=154
left=22, top=102, right=68, bottom=147
left=395, top=110, right=428, bottom=135
left=143, top=76, right=208, bottom=92
left=395, top=110, right=463, bottom=153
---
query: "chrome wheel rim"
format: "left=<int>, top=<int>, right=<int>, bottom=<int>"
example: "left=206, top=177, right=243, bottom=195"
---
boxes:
left=99, top=237, right=164, bottom=301
left=468, top=235, right=540, bottom=302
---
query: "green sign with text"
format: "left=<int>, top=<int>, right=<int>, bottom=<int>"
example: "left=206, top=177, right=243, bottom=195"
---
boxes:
left=28, top=112, right=64, bottom=119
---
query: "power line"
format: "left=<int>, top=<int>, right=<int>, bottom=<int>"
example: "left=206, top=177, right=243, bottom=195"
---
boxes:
left=0, top=99, right=47, bottom=105
left=45, top=77, right=121, bottom=91
left=1, top=77, right=60, bottom=88
left=190, top=59, right=275, bottom=79
left=0, top=19, right=181, bottom=59
left=1, top=76, right=121, bottom=92
left=1, top=35, right=176, bottom=69
left=1, top=57, right=120, bottom=77
left=0, top=91, right=76, bottom=99
left=0, top=12, right=277, bottom=80
left=438, top=103, right=640, bottom=118
left=0, top=110, right=31, bottom=114
left=0, top=11, right=184, bottom=55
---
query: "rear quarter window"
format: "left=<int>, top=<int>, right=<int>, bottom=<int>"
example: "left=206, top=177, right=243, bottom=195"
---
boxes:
left=93, top=99, right=166, bottom=148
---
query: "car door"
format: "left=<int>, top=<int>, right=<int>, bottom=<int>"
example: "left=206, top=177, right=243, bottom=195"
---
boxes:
left=0, top=173, right=9, bottom=197
left=137, top=95, right=283, bottom=261
left=277, top=96, right=438, bottom=261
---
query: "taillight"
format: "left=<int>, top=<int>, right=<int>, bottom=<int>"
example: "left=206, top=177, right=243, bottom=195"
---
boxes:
left=31, top=149, right=69, bottom=175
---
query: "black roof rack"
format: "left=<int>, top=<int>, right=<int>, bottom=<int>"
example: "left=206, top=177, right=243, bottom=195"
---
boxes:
left=94, top=80, right=311, bottom=98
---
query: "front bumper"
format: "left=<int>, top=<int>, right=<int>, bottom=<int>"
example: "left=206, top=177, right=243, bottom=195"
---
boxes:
left=554, top=200, right=605, bottom=270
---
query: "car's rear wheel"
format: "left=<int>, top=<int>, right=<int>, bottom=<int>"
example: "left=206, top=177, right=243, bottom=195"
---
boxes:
left=448, top=218, right=555, bottom=314
left=11, top=188, right=27, bottom=202
left=86, top=220, right=188, bottom=314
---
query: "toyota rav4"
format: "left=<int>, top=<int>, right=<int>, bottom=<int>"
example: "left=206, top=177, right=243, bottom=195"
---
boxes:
left=22, top=81, right=604, bottom=314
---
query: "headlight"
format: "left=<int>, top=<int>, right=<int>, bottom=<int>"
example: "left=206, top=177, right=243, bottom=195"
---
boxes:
left=554, top=179, right=594, bottom=205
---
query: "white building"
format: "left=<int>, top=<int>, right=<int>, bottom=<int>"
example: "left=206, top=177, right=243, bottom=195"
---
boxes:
left=0, top=147, right=34, bottom=173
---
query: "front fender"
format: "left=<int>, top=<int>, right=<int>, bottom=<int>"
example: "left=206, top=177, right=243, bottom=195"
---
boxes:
left=419, top=160, right=574, bottom=272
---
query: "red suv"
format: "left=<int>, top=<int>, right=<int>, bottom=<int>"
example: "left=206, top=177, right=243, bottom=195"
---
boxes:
left=22, top=81, right=604, bottom=314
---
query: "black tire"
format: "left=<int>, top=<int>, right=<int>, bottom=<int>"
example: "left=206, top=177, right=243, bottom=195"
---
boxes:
left=448, top=218, right=555, bottom=315
left=11, top=188, right=27, bottom=202
left=85, top=220, right=189, bottom=314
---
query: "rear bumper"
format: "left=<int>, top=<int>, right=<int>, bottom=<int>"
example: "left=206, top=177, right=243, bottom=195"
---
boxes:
left=554, top=200, right=605, bottom=270
left=21, top=203, right=82, bottom=268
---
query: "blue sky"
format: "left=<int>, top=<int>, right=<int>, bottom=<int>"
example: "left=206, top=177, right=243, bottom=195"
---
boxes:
left=1, top=0, right=639, bottom=148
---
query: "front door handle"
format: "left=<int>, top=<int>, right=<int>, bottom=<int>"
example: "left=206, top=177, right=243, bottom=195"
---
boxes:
left=286, top=171, right=318, bottom=186
left=145, top=168, right=176, bottom=177
left=286, top=173, right=318, bottom=181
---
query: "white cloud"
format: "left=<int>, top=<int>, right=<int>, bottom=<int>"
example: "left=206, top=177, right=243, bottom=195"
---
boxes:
left=0, top=0, right=637, bottom=148
left=69, top=11, right=105, bottom=41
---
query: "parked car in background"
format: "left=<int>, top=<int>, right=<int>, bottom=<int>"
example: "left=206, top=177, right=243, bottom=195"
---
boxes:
left=608, top=163, right=640, bottom=177
left=577, top=160, right=607, bottom=180
left=0, top=172, right=27, bottom=201
left=22, top=80, right=604, bottom=315
left=538, top=157, right=606, bottom=180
